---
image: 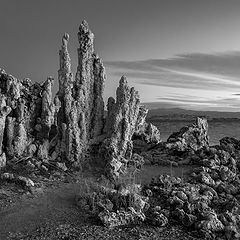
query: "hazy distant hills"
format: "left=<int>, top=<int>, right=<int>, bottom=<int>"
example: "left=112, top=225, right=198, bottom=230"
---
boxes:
left=144, top=106, right=240, bottom=121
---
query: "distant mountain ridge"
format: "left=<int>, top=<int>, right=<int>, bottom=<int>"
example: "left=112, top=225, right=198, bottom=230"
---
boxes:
left=146, top=107, right=240, bottom=121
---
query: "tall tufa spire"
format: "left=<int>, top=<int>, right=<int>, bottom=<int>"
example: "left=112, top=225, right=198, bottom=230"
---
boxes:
left=77, top=20, right=94, bottom=55
left=58, top=33, right=72, bottom=98
left=56, top=21, right=106, bottom=164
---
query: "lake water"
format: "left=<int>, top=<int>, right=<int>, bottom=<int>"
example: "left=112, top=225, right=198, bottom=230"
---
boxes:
left=149, top=120, right=240, bottom=146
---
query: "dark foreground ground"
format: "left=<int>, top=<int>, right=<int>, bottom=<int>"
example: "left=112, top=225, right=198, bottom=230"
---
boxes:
left=0, top=166, right=201, bottom=240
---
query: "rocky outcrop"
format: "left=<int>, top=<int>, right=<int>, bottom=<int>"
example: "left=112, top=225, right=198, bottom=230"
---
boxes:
left=166, top=117, right=209, bottom=152
left=100, top=76, right=141, bottom=180
left=134, top=122, right=161, bottom=145
left=4, top=19, right=240, bottom=239
left=56, top=32, right=73, bottom=162
left=75, top=20, right=105, bottom=141
left=220, top=137, right=240, bottom=155
left=134, top=106, right=160, bottom=144
left=99, top=208, right=145, bottom=228
left=0, top=20, right=146, bottom=179
left=137, top=117, right=209, bottom=167
left=132, top=106, right=161, bottom=153
left=0, top=69, right=55, bottom=162
left=76, top=133, right=240, bottom=236
left=76, top=182, right=148, bottom=228
left=41, top=77, right=55, bottom=129
left=0, top=92, right=11, bottom=169
left=142, top=135, right=240, bottom=239
left=57, top=21, right=105, bottom=165
left=1, top=172, right=34, bottom=191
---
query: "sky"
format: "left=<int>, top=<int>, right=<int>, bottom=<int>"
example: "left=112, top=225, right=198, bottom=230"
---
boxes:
left=1, top=0, right=240, bottom=111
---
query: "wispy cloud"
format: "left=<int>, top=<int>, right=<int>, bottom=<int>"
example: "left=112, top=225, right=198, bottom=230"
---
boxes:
left=106, top=52, right=240, bottom=111
left=157, top=95, right=240, bottom=109
left=106, top=52, right=240, bottom=90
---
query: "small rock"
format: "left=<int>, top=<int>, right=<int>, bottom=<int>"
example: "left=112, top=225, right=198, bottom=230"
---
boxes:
left=56, top=162, right=68, bottom=172
left=17, top=176, right=35, bottom=188
left=151, top=212, right=168, bottom=227
left=0, top=152, right=6, bottom=169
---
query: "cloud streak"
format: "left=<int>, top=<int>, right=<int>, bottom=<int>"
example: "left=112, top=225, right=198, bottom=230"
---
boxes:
left=106, top=52, right=240, bottom=111
left=106, top=52, right=240, bottom=90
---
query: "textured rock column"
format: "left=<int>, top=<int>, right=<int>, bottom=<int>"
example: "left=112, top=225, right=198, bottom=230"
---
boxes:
left=91, top=54, right=105, bottom=138
left=0, top=94, right=11, bottom=168
left=75, top=20, right=105, bottom=140
left=58, top=33, right=73, bottom=100
left=101, top=76, right=141, bottom=179
left=41, top=77, right=55, bottom=129
left=11, top=96, right=28, bottom=157
left=57, top=21, right=106, bottom=164
left=37, top=77, right=55, bottom=160
left=57, top=33, right=74, bottom=161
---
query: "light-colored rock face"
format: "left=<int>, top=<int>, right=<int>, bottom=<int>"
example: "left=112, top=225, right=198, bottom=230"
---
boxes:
left=0, top=152, right=6, bottom=169
left=58, top=33, right=72, bottom=98
left=0, top=21, right=148, bottom=179
left=77, top=20, right=94, bottom=55
left=0, top=69, right=57, bottom=161
left=0, top=95, right=11, bottom=156
left=133, top=105, right=161, bottom=150
left=41, top=77, right=55, bottom=128
left=75, top=21, right=105, bottom=140
left=100, top=76, right=141, bottom=180
left=135, top=106, right=148, bottom=129
left=166, top=117, right=209, bottom=152
left=57, top=21, right=106, bottom=164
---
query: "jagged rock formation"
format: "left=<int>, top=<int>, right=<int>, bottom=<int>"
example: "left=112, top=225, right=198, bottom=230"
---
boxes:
left=4, top=19, right=240, bottom=239
left=76, top=181, right=148, bottom=228
left=132, top=106, right=161, bottom=153
left=138, top=117, right=209, bottom=166
left=0, top=69, right=60, bottom=167
left=57, top=21, right=105, bottom=165
left=145, top=136, right=240, bottom=239
left=100, top=76, right=142, bottom=179
left=166, top=117, right=209, bottom=152
left=0, top=20, right=152, bottom=180
left=0, top=52, right=59, bottom=168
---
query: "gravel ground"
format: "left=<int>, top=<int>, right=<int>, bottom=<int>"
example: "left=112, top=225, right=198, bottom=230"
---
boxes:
left=7, top=222, right=201, bottom=240
left=0, top=169, right=203, bottom=240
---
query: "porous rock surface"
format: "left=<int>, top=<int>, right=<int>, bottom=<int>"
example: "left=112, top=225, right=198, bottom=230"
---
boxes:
left=132, top=105, right=161, bottom=153
left=143, top=136, right=240, bottom=239
left=3, top=19, right=240, bottom=240
left=0, top=21, right=156, bottom=180
left=139, top=117, right=210, bottom=166
left=100, top=76, right=142, bottom=179
left=0, top=68, right=58, bottom=164
left=166, top=117, right=209, bottom=152
left=57, top=21, right=105, bottom=165
left=76, top=182, right=148, bottom=228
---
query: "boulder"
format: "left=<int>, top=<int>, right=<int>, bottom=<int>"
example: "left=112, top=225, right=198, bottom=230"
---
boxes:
left=220, top=137, right=240, bottom=154
left=0, top=152, right=6, bottom=169
left=166, top=117, right=209, bottom=152
left=150, top=212, right=168, bottom=227
left=197, top=214, right=224, bottom=233
left=98, top=208, right=145, bottom=228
